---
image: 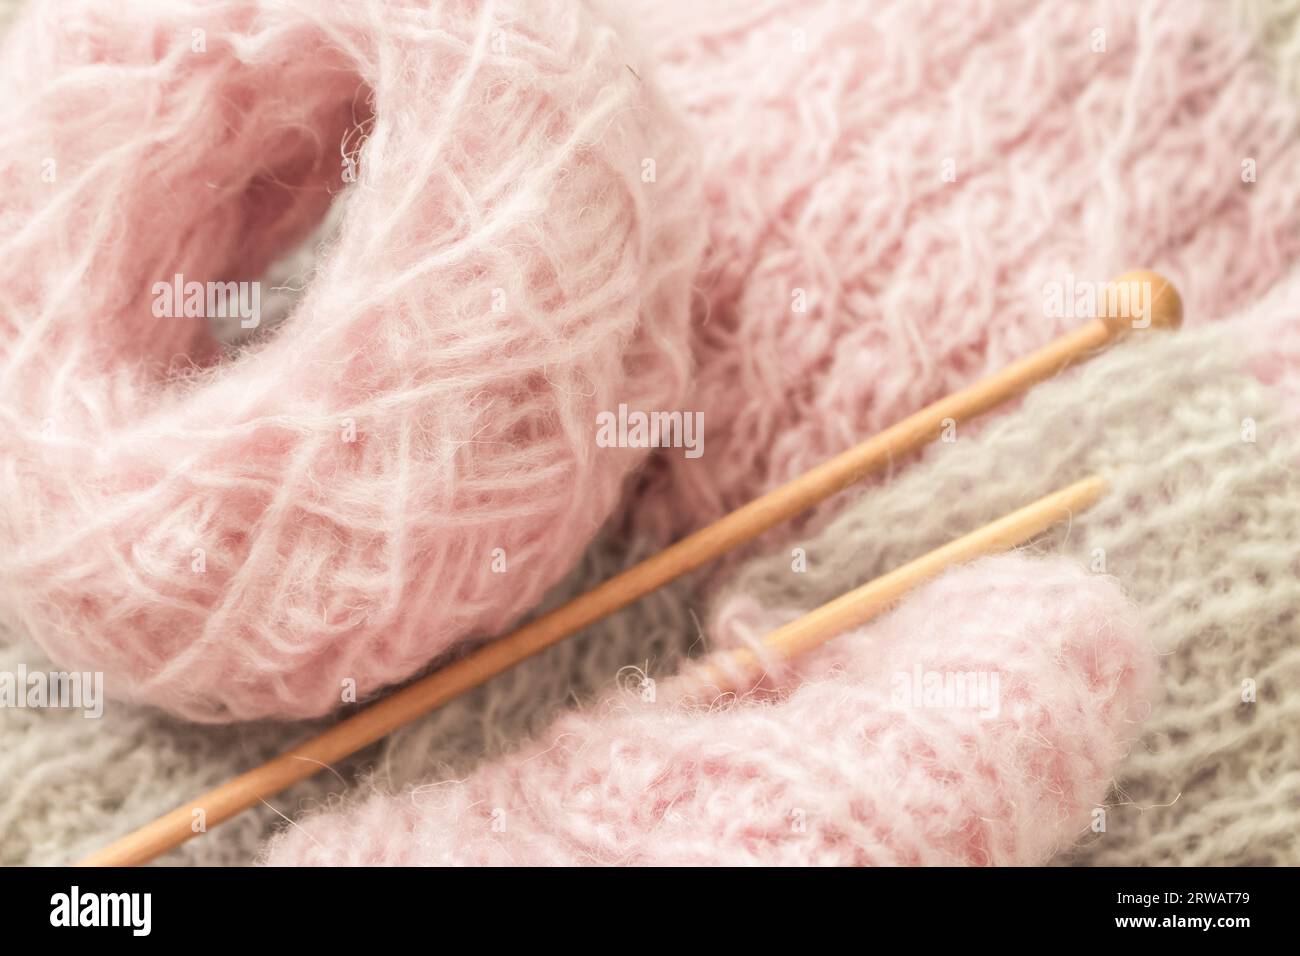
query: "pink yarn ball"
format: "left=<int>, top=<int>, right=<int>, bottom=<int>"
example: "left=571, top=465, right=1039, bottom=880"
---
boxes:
left=0, top=0, right=702, bottom=720
left=262, top=555, right=1156, bottom=865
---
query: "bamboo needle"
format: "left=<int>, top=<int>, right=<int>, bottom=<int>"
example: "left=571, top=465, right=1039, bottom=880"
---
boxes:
left=77, top=272, right=1179, bottom=867
left=694, top=475, right=1107, bottom=689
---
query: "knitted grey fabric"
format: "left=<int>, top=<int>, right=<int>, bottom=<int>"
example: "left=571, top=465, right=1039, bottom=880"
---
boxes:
left=709, top=314, right=1300, bottom=866
left=1233, top=0, right=1300, bottom=100
left=0, top=632, right=330, bottom=866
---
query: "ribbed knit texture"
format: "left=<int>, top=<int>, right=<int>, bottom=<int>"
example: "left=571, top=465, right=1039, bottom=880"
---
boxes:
left=619, top=0, right=1300, bottom=544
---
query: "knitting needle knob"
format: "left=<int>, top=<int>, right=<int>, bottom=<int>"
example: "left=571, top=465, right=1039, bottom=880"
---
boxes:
left=1101, top=269, right=1183, bottom=336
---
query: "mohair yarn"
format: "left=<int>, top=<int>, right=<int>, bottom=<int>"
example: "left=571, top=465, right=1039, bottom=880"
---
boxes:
left=0, top=0, right=702, bottom=720
left=263, top=555, right=1155, bottom=866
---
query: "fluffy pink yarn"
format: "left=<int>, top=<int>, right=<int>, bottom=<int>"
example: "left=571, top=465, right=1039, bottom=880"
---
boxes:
left=0, top=0, right=702, bottom=720
left=620, top=0, right=1300, bottom=542
left=263, top=555, right=1155, bottom=866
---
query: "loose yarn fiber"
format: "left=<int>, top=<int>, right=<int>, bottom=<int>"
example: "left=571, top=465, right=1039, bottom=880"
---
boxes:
left=0, top=0, right=703, bottom=720
left=263, top=555, right=1155, bottom=866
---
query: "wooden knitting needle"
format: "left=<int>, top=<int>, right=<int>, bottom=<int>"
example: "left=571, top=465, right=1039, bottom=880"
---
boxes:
left=78, top=271, right=1179, bottom=867
left=693, top=475, right=1107, bottom=689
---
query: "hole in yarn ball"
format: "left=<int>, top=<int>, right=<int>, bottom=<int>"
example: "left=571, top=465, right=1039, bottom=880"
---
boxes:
left=162, top=78, right=373, bottom=364
left=213, top=199, right=349, bottom=350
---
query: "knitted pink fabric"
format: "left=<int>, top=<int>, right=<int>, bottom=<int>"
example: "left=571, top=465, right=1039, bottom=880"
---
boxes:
left=0, top=0, right=702, bottom=720
left=263, top=555, right=1155, bottom=866
left=620, top=0, right=1300, bottom=543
